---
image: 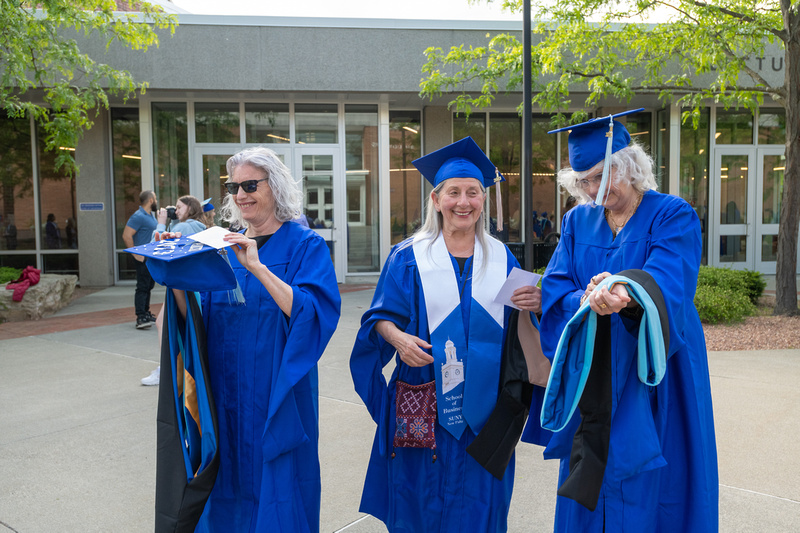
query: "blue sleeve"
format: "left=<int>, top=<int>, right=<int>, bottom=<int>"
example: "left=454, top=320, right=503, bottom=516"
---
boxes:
left=261, top=233, right=342, bottom=460
left=641, top=199, right=701, bottom=357
left=349, top=245, right=414, bottom=425
left=539, top=209, right=585, bottom=360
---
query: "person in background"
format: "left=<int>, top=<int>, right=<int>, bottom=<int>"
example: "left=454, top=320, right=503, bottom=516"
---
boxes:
left=65, top=217, right=78, bottom=249
left=141, top=194, right=209, bottom=386
left=350, top=137, right=541, bottom=532
left=535, top=110, right=717, bottom=531
left=4, top=214, right=17, bottom=250
left=201, top=197, right=216, bottom=227
left=45, top=213, right=61, bottom=249
left=122, top=190, right=158, bottom=329
left=160, top=146, right=341, bottom=532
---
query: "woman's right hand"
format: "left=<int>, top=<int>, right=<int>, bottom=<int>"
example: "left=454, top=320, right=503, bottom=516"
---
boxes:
left=376, top=320, right=434, bottom=367
left=154, top=231, right=182, bottom=242
left=583, top=271, right=612, bottom=302
left=157, top=208, right=168, bottom=226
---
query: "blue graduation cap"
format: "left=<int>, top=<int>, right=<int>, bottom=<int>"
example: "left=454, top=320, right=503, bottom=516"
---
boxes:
left=125, top=236, right=238, bottom=293
left=548, top=108, right=644, bottom=206
left=412, top=137, right=507, bottom=230
left=412, top=136, right=505, bottom=189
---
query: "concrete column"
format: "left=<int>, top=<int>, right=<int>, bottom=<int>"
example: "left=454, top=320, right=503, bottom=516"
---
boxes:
left=75, top=109, right=115, bottom=287
left=423, top=106, right=452, bottom=154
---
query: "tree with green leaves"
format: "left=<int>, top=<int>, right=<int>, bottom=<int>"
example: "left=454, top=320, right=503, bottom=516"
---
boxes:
left=0, top=0, right=176, bottom=175
left=420, top=0, right=799, bottom=315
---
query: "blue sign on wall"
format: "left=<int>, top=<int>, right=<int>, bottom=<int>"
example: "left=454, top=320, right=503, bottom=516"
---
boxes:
left=79, top=202, right=105, bottom=212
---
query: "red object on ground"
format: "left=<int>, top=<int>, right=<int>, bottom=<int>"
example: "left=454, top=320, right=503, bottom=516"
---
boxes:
left=5, top=266, right=42, bottom=302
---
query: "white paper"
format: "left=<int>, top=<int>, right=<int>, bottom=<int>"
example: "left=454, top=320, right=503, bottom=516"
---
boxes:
left=187, top=225, right=235, bottom=249
left=494, top=267, right=542, bottom=310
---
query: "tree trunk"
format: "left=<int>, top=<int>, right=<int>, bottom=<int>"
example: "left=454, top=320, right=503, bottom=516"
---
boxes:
left=774, top=20, right=800, bottom=316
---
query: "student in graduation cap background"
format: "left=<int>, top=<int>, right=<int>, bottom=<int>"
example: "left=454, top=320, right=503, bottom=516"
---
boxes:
left=157, top=146, right=341, bottom=532
left=528, top=109, right=718, bottom=531
left=349, top=137, right=542, bottom=532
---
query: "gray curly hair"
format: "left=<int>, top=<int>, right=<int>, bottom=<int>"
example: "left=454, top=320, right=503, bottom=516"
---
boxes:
left=557, top=143, right=658, bottom=204
left=220, top=146, right=303, bottom=228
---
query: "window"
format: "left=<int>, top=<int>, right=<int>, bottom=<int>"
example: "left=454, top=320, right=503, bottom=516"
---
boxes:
left=345, top=105, right=380, bottom=272
left=389, top=111, right=421, bottom=244
left=296, top=104, right=338, bottom=144
left=245, top=103, right=290, bottom=143
left=195, top=103, right=240, bottom=143
left=112, top=108, right=143, bottom=280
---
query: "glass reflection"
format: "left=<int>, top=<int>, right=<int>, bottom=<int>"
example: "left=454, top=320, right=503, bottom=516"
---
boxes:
left=0, top=114, right=34, bottom=251
left=245, top=103, right=290, bottom=143
left=389, top=111, right=421, bottom=244
left=112, top=107, right=142, bottom=281
left=758, top=109, right=785, bottom=145
left=680, top=108, right=710, bottom=264
left=296, top=104, right=338, bottom=144
left=152, top=103, right=189, bottom=205
left=345, top=105, right=380, bottom=272
left=762, top=154, right=784, bottom=224
left=195, top=103, right=240, bottom=143
left=716, top=110, right=753, bottom=145
left=720, top=154, right=748, bottom=224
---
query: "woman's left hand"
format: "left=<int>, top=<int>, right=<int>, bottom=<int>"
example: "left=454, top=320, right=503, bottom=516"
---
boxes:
left=511, top=285, right=542, bottom=313
left=224, top=232, right=262, bottom=273
left=589, top=282, right=631, bottom=315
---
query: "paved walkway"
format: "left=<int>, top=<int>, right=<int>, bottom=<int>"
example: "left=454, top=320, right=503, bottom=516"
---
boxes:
left=0, top=285, right=798, bottom=532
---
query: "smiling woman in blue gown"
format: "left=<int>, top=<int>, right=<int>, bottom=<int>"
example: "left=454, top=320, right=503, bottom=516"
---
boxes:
left=350, top=138, right=542, bottom=533
left=175, top=146, right=342, bottom=533
left=530, top=111, right=718, bottom=531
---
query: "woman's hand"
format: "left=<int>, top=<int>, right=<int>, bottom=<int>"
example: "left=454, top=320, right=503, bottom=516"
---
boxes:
left=583, top=271, right=612, bottom=301
left=223, top=232, right=262, bottom=273
left=154, top=231, right=182, bottom=241
left=589, top=282, right=631, bottom=315
left=376, top=320, right=434, bottom=368
left=511, top=284, right=542, bottom=313
left=157, top=208, right=169, bottom=226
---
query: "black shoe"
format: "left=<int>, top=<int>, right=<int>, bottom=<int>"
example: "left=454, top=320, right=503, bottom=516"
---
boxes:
left=136, top=317, right=153, bottom=329
left=146, top=312, right=157, bottom=323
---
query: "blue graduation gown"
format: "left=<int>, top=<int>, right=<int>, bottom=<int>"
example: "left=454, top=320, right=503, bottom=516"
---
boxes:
left=535, top=191, right=718, bottom=531
left=350, top=239, right=518, bottom=533
left=196, top=221, right=341, bottom=533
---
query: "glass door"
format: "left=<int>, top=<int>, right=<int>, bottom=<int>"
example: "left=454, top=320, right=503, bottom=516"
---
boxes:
left=712, top=148, right=756, bottom=269
left=755, top=147, right=785, bottom=274
left=294, top=147, right=344, bottom=282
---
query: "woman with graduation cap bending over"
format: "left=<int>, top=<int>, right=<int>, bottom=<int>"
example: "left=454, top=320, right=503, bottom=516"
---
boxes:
left=157, top=146, right=341, bottom=532
left=350, top=137, right=542, bottom=532
left=530, top=110, right=718, bottom=531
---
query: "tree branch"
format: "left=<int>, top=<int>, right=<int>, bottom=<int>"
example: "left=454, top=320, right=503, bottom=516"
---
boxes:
left=691, top=0, right=788, bottom=41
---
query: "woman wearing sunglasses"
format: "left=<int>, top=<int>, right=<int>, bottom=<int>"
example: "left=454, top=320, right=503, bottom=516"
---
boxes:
left=191, top=146, right=341, bottom=532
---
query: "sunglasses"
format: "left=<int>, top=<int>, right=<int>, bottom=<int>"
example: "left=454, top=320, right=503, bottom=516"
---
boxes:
left=224, top=178, right=268, bottom=194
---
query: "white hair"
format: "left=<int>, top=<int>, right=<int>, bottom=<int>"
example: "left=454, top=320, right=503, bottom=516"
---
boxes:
left=220, top=146, right=303, bottom=228
left=557, top=143, right=658, bottom=204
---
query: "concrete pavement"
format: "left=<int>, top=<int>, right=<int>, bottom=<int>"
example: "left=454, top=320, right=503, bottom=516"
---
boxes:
left=0, top=285, right=798, bottom=532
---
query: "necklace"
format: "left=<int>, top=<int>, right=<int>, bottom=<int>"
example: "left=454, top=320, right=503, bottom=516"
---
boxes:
left=606, top=193, right=643, bottom=234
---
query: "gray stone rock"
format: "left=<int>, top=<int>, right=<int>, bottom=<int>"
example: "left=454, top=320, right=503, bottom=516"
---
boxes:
left=0, top=274, right=78, bottom=322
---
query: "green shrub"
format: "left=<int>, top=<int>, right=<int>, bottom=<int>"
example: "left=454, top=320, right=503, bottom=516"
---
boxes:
left=694, top=284, right=755, bottom=324
left=697, top=266, right=765, bottom=304
left=0, top=266, right=22, bottom=284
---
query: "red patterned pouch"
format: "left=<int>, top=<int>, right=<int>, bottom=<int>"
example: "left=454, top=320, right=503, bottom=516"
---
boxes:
left=393, top=380, right=437, bottom=460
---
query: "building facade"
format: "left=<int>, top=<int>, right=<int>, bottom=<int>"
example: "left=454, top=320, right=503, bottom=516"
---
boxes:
left=0, top=15, right=789, bottom=285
